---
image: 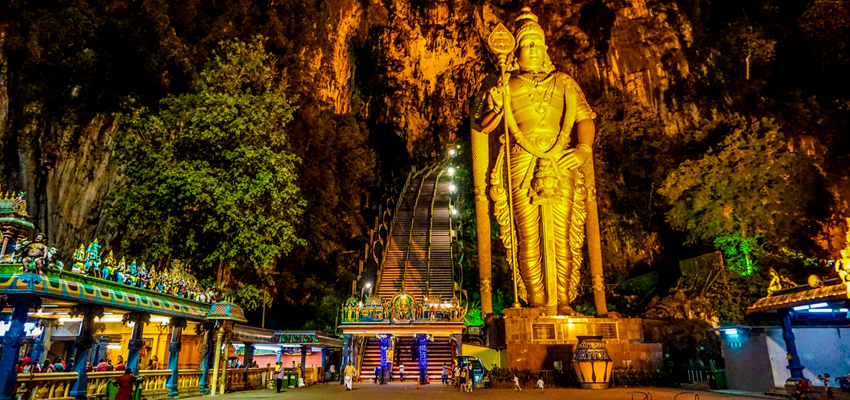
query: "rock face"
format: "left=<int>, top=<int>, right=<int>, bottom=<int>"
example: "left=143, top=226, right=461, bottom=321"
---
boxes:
left=0, top=0, right=704, bottom=271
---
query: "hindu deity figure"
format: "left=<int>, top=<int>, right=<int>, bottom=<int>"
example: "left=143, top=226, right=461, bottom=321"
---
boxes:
left=116, top=257, right=127, bottom=284
left=21, top=233, right=49, bottom=274
left=72, top=244, right=86, bottom=273
left=101, top=250, right=115, bottom=281
left=84, top=240, right=102, bottom=277
left=128, top=260, right=139, bottom=286
left=477, top=7, right=597, bottom=315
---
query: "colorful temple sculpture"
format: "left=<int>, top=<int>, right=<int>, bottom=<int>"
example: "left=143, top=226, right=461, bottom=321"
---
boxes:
left=340, top=163, right=466, bottom=384
left=0, top=189, right=336, bottom=399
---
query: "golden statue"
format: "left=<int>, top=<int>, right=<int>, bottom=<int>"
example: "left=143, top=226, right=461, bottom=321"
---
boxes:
left=473, top=7, right=606, bottom=316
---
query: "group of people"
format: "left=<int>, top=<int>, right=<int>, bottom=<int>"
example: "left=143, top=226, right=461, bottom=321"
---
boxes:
left=17, top=355, right=164, bottom=374
left=441, top=363, right=475, bottom=392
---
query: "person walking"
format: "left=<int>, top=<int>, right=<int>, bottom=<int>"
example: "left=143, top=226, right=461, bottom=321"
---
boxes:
left=513, top=374, right=522, bottom=392
left=459, top=366, right=468, bottom=392
left=441, top=363, right=448, bottom=386
left=398, top=363, right=405, bottom=382
left=374, top=365, right=381, bottom=383
left=343, top=362, right=356, bottom=391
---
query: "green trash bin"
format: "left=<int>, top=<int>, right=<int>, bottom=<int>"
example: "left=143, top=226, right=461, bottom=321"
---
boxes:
left=709, top=370, right=726, bottom=389
left=287, top=372, right=298, bottom=388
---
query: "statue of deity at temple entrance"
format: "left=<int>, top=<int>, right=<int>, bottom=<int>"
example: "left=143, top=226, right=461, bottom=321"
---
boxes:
left=474, top=7, right=606, bottom=316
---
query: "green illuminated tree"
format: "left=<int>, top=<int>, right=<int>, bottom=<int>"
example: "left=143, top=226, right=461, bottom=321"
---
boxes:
left=111, top=36, right=306, bottom=309
left=660, top=117, right=827, bottom=275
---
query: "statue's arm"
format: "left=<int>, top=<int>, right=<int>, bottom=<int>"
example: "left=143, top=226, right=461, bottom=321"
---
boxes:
left=477, top=87, right=505, bottom=134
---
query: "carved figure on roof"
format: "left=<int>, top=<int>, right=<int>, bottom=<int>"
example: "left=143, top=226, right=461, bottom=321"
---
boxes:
left=21, top=233, right=49, bottom=274
left=72, top=244, right=86, bottom=274
left=116, top=257, right=127, bottom=284
left=84, top=240, right=102, bottom=277
left=767, top=267, right=797, bottom=296
left=138, top=263, right=149, bottom=288
left=12, top=191, right=27, bottom=216
left=101, top=250, right=115, bottom=281
left=47, top=247, right=61, bottom=271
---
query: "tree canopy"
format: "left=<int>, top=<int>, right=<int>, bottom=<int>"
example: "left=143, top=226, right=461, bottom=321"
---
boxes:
left=111, top=37, right=306, bottom=309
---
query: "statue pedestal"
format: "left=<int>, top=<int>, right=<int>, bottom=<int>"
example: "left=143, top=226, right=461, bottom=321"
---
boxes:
left=503, top=308, right=662, bottom=371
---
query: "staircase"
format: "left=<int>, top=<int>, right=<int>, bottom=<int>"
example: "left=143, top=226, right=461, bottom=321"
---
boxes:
left=377, top=167, right=455, bottom=302
left=359, top=337, right=455, bottom=382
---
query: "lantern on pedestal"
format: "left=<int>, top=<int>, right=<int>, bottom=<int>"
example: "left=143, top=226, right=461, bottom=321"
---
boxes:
left=572, top=335, right=613, bottom=389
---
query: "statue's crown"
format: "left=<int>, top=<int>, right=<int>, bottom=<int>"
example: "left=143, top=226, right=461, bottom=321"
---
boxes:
left=514, top=7, right=546, bottom=46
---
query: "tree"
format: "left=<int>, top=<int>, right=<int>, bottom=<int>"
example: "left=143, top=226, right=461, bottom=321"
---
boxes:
left=660, top=116, right=828, bottom=275
left=111, top=36, right=306, bottom=309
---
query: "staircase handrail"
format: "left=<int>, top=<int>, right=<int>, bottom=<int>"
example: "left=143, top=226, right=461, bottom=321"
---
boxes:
left=375, top=167, right=414, bottom=291
left=426, top=163, right=446, bottom=298
left=402, top=165, right=437, bottom=291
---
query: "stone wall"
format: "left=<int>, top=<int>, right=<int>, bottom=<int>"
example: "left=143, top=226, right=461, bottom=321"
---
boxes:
left=504, top=307, right=662, bottom=371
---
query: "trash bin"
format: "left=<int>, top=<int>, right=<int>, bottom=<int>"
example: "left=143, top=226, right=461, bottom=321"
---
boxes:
left=287, top=372, right=298, bottom=387
left=709, top=370, right=726, bottom=390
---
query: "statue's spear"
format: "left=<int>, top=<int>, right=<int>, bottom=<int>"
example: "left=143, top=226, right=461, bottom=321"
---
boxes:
left=486, top=23, right=522, bottom=309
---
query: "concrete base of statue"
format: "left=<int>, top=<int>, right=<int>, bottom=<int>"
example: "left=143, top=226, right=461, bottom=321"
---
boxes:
left=503, top=307, right=662, bottom=372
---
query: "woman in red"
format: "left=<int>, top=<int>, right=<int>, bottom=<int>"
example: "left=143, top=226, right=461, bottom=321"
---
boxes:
left=113, top=369, right=136, bottom=400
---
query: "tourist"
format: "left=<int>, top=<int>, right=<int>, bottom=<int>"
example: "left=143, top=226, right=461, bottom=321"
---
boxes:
left=20, top=355, right=32, bottom=369
left=86, top=362, right=93, bottom=372
left=53, top=357, right=65, bottom=372
left=116, top=356, right=126, bottom=371
left=537, top=378, right=544, bottom=391
left=97, top=358, right=109, bottom=372
left=819, top=374, right=834, bottom=400
left=252, top=360, right=259, bottom=368
left=459, top=366, right=467, bottom=392
left=275, top=365, right=285, bottom=393
left=343, top=361, right=356, bottom=391
left=43, top=361, right=54, bottom=373
left=398, top=362, right=405, bottom=382
left=512, top=374, right=522, bottom=392
left=67, top=358, right=74, bottom=370
left=441, top=363, right=448, bottom=385
left=329, top=364, right=336, bottom=381
left=22, top=359, right=35, bottom=374
left=15, top=360, right=23, bottom=373
left=107, top=359, right=114, bottom=371
left=374, top=365, right=381, bottom=383
left=792, top=377, right=810, bottom=399
left=113, top=369, right=136, bottom=400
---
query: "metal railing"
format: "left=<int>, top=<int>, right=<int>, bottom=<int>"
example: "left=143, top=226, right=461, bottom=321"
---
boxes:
left=401, top=165, right=438, bottom=290
left=375, top=168, right=414, bottom=291
left=426, top=166, right=446, bottom=298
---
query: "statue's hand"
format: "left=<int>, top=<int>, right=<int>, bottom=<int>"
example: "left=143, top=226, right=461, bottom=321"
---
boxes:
left=487, top=86, right=504, bottom=113
left=559, top=147, right=591, bottom=170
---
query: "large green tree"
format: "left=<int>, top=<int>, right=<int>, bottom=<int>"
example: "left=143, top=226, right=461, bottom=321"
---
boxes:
left=659, top=117, right=830, bottom=275
left=111, top=37, right=306, bottom=309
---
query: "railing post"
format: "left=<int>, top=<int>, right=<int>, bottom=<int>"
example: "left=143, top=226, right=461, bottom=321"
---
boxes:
left=166, top=317, right=186, bottom=397
left=69, top=304, right=105, bottom=400
left=0, top=294, right=41, bottom=400
left=123, top=312, right=150, bottom=375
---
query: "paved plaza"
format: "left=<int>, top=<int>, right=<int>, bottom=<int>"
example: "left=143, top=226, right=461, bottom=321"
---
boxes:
left=185, top=384, right=772, bottom=400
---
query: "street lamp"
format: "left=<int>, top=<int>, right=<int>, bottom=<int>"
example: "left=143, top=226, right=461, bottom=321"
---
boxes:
left=449, top=149, right=456, bottom=156
left=448, top=166, right=456, bottom=176
left=361, top=282, right=372, bottom=302
left=449, top=184, right=456, bottom=193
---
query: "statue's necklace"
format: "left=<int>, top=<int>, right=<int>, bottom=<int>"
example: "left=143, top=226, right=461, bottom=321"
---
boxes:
left=518, top=74, right=555, bottom=115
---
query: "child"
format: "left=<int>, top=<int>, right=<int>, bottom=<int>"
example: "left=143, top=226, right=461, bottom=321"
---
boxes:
left=818, top=373, right=834, bottom=400
left=513, top=375, right=522, bottom=392
left=537, top=378, right=544, bottom=391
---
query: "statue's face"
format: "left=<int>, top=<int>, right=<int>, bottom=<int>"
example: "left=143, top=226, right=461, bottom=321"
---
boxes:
left=516, top=34, right=546, bottom=72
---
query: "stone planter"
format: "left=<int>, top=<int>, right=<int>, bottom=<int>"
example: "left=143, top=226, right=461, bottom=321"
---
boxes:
left=572, top=335, right=613, bottom=389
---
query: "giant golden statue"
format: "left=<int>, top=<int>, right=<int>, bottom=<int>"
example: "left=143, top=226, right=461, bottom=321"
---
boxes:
left=473, top=7, right=607, bottom=316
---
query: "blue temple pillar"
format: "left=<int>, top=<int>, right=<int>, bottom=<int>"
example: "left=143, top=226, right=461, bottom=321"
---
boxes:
left=299, top=345, right=307, bottom=378
left=418, top=335, right=428, bottom=384
left=340, top=334, right=353, bottom=384
left=321, top=348, right=328, bottom=370
left=243, top=342, right=254, bottom=388
left=30, top=320, right=50, bottom=364
left=90, top=337, right=108, bottom=366
left=69, top=304, right=105, bottom=400
left=122, top=312, right=150, bottom=374
left=198, top=322, right=215, bottom=394
left=379, top=335, right=389, bottom=384
left=166, top=318, right=187, bottom=397
left=0, top=294, right=41, bottom=400
left=779, top=310, right=805, bottom=380
left=276, top=349, right=282, bottom=364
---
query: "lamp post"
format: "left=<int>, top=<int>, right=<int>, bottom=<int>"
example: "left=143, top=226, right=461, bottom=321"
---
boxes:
left=361, top=283, right=372, bottom=302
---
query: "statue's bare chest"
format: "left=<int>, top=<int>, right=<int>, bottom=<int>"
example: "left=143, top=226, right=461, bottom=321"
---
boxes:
left=508, top=75, right=565, bottom=134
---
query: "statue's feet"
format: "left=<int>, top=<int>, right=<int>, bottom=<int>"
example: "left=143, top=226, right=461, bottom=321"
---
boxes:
left=558, top=306, right=585, bottom=317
